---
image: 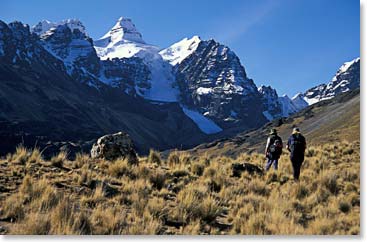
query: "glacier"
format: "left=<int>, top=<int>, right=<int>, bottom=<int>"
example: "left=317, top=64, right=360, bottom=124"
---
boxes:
left=181, top=106, right=223, bottom=134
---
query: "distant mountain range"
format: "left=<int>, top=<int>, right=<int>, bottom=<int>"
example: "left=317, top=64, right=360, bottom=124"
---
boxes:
left=0, top=17, right=360, bottom=155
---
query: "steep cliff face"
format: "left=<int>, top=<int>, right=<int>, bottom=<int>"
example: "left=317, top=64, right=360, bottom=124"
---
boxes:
left=167, top=37, right=266, bottom=129
left=258, top=85, right=282, bottom=120
left=258, top=85, right=306, bottom=121
left=35, top=21, right=101, bottom=86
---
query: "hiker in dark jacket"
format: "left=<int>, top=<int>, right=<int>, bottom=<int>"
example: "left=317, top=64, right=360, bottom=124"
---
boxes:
left=286, top=127, right=307, bottom=181
left=265, top=128, right=283, bottom=171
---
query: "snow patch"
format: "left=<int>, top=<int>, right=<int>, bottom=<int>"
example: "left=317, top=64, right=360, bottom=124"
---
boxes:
left=159, top=36, right=201, bottom=65
left=262, top=111, right=273, bottom=121
left=196, top=87, right=213, bottom=95
left=338, top=57, right=360, bottom=74
left=181, top=106, right=222, bottom=134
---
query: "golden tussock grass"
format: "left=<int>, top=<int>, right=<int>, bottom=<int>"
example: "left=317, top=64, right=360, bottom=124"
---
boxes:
left=0, top=141, right=360, bottom=235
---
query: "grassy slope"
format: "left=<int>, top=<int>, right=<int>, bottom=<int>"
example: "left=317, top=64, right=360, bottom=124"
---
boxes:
left=189, top=90, right=360, bottom=158
left=0, top=142, right=360, bottom=235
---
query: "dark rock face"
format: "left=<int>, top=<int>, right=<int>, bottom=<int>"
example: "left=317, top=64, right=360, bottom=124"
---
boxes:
left=91, top=132, right=138, bottom=164
left=37, top=23, right=101, bottom=86
left=303, top=58, right=360, bottom=103
left=100, top=57, right=151, bottom=95
left=0, top=21, right=67, bottom=72
left=174, top=39, right=266, bottom=129
left=258, top=85, right=282, bottom=120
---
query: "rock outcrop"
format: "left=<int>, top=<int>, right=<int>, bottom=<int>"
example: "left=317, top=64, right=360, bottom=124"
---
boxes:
left=90, top=132, right=138, bottom=164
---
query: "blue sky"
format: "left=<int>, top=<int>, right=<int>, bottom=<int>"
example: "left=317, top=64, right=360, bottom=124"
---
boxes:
left=1, top=0, right=360, bottom=96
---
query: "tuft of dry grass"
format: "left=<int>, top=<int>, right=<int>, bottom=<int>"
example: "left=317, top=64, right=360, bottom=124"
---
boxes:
left=50, top=151, right=67, bottom=168
left=11, top=146, right=29, bottom=165
left=108, top=158, right=129, bottom=178
left=148, top=149, right=162, bottom=165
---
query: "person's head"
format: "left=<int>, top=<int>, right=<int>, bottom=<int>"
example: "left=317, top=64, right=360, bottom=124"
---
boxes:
left=270, top=128, right=277, bottom=135
left=292, top=127, right=300, bottom=134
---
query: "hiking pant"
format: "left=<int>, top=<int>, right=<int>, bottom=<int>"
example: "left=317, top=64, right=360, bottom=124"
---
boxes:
left=265, top=159, right=278, bottom=171
left=290, top=154, right=304, bottom=180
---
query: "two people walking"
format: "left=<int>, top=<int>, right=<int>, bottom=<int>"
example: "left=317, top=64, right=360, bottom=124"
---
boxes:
left=265, top=127, right=306, bottom=181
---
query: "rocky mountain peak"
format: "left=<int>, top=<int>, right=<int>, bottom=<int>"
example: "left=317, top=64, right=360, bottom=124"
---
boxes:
left=336, top=57, right=360, bottom=75
left=32, top=19, right=86, bottom=36
left=98, top=17, right=145, bottom=45
left=258, top=85, right=278, bottom=98
left=302, top=57, right=360, bottom=105
left=8, top=21, right=32, bottom=41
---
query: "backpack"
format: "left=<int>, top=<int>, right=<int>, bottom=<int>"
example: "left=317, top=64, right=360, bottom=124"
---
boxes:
left=290, top=133, right=305, bottom=154
left=269, top=135, right=283, bottom=155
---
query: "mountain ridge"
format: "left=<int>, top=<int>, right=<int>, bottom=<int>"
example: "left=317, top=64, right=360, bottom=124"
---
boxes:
left=0, top=17, right=360, bottom=156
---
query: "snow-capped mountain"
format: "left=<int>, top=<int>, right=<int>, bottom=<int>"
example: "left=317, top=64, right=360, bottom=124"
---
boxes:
left=302, top=57, right=360, bottom=105
left=94, top=17, right=179, bottom=102
left=29, top=17, right=274, bottom=132
left=32, top=19, right=86, bottom=36
left=35, top=21, right=101, bottom=86
left=32, top=19, right=152, bottom=95
left=92, top=18, right=267, bottom=132
left=259, top=57, right=360, bottom=121
left=165, top=37, right=266, bottom=129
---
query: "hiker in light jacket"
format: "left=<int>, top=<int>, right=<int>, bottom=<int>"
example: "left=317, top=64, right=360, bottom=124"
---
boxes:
left=265, top=128, right=283, bottom=171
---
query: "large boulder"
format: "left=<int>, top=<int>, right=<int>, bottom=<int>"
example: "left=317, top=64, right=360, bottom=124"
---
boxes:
left=90, top=132, right=138, bottom=164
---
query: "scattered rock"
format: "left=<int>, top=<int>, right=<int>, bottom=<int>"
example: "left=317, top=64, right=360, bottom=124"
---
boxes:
left=90, top=132, right=138, bottom=164
left=231, top=162, right=263, bottom=177
left=41, top=141, right=93, bottom=160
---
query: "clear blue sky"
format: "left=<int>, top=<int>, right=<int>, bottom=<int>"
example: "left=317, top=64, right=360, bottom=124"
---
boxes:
left=1, top=0, right=360, bottom=97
